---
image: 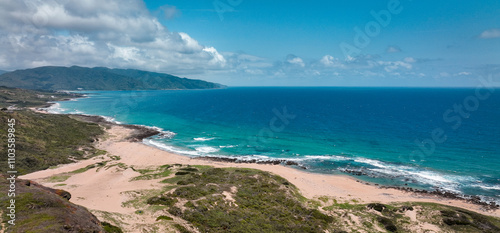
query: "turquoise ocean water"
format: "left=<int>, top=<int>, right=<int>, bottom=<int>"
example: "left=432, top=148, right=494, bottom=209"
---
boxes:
left=48, top=87, right=500, bottom=203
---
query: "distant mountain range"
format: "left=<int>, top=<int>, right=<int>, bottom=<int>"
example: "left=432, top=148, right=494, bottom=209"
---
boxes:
left=0, top=70, right=7, bottom=75
left=0, top=66, right=224, bottom=90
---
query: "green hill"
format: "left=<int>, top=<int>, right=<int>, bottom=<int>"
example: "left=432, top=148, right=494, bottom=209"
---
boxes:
left=0, top=66, right=224, bottom=90
left=0, top=86, right=81, bottom=108
left=0, top=110, right=105, bottom=174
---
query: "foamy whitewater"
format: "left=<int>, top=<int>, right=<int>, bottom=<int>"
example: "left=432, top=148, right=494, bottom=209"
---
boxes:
left=46, top=87, right=500, bottom=204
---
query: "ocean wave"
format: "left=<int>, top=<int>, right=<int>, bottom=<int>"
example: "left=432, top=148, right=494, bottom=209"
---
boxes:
left=141, top=125, right=176, bottom=139
left=141, top=139, right=496, bottom=201
left=470, top=184, right=500, bottom=191
left=100, top=116, right=123, bottom=124
left=44, top=103, right=67, bottom=114
left=299, top=155, right=474, bottom=192
left=194, top=137, right=215, bottom=141
left=143, top=139, right=199, bottom=156
left=198, top=154, right=281, bottom=162
left=144, top=140, right=221, bottom=156
left=195, top=146, right=220, bottom=153
left=354, top=157, right=390, bottom=169
left=347, top=158, right=481, bottom=193
left=303, top=155, right=351, bottom=161
left=292, top=154, right=478, bottom=194
left=156, top=131, right=177, bottom=139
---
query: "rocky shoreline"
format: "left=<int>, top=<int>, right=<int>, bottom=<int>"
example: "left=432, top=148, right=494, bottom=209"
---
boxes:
left=70, top=114, right=162, bottom=141
left=196, top=156, right=308, bottom=169
left=198, top=155, right=499, bottom=211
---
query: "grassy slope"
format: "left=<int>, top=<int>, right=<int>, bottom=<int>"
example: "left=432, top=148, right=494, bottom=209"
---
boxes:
left=0, top=86, right=105, bottom=175
left=0, top=87, right=122, bottom=232
left=0, top=86, right=81, bottom=108
left=0, top=110, right=105, bottom=175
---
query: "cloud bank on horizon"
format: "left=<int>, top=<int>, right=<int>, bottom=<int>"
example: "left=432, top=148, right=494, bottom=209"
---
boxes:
left=0, top=0, right=499, bottom=87
left=0, top=0, right=226, bottom=73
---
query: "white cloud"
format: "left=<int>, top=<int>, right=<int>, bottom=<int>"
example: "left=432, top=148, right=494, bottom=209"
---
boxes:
left=404, top=57, right=416, bottom=63
left=108, top=44, right=142, bottom=63
left=0, top=0, right=226, bottom=75
left=456, top=72, right=471, bottom=76
left=286, top=54, right=305, bottom=67
left=203, top=47, right=227, bottom=67
left=244, top=69, right=264, bottom=75
left=378, top=60, right=412, bottom=72
left=320, top=55, right=345, bottom=68
left=479, top=29, right=500, bottom=39
left=178, top=32, right=204, bottom=52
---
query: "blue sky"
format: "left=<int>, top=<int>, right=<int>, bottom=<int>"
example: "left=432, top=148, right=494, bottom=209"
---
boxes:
left=152, top=1, right=497, bottom=61
left=0, top=0, right=499, bottom=86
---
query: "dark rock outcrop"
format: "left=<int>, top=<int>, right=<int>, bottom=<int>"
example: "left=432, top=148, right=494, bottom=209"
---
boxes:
left=0, top=175, right=119, bottom=232
left=23, top=180, right=72, bottom=200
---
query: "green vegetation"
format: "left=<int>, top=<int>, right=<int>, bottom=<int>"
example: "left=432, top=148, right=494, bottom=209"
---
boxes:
left=147, top=196, right=177, bottom=206
left=130, top=164, right=172, bottom=181
left=173, top=224, right=191, bottom=233
left=44, top=175, right=71, bottom=183
left=156, top=216, right=174, bottom=221
left=119, top=164, right=500, bottom=233
left=70, top=163, right=103, bottom=174
left=418, top=202, right=500, bottom=233
left=0, top=66, right=224, bottom=90
left=105, top=162, right=128, bottom=170
left=0, top=86, right=81, bottom=108
left=145, top=166, right=334, bottom=232
left=0, top=110, right=104, bottom=174
left=318, top=198, right=500, bottom=233
left=102, top=222, right=124, bottom=233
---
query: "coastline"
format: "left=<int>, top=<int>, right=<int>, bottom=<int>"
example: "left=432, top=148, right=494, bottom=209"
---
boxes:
left=20, top=111, right=500, bottom=220
left=36, top=91, right=500, bottom=209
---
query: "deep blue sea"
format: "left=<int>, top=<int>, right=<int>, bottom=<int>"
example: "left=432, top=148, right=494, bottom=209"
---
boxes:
left=49, top=87, right=500, bottom=203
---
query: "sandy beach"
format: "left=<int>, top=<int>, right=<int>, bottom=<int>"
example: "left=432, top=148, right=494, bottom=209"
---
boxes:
left=20, top=123, right=500, bottom=231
